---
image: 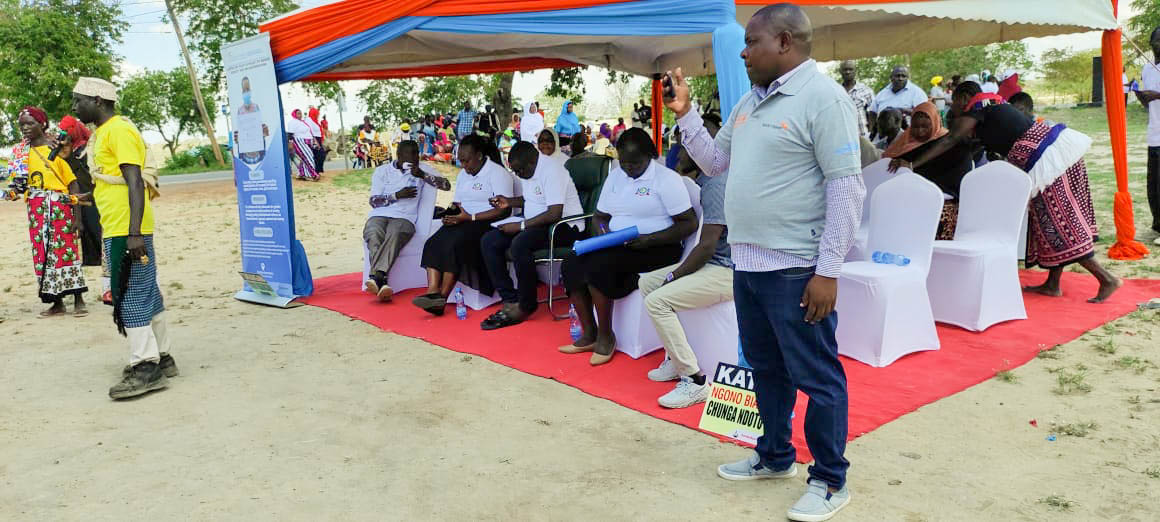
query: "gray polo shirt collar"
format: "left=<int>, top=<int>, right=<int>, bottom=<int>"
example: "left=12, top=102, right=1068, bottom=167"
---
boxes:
left=753, top=59, right=817, bottom=102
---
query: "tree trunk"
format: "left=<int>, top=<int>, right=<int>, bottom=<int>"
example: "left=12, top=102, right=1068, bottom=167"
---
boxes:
left=164, top=0, right=224, bottom=166
left=492, top=73, right=514, bottom=120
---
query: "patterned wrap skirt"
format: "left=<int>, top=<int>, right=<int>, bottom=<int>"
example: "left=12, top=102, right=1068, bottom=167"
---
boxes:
left=27, top=190, right=87, bottom=302
left=1005, top=122, right=1098, bottom=269
left=106, top=235, right=164, bottom=329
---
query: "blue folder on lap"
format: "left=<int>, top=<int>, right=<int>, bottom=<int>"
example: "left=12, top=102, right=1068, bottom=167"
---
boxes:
left=572, top=226, right=639, bottom=255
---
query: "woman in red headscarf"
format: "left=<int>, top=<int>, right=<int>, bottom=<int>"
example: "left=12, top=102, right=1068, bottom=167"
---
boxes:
left=57, top=115, right=103, bottom=270
left=3, top=106, right=90, bottom=317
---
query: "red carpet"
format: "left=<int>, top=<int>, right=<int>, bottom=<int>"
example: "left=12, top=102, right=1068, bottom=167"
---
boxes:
left=301, top=271, right=1160, bottom=462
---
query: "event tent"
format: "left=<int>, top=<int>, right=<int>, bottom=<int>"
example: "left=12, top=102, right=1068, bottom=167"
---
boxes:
left=257, top=0, right=1149, bottom=259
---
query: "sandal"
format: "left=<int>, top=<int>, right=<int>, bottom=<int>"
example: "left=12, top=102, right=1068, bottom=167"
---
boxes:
left=480, top=309, right=523, bottom=331
left=73, top=306, right=89, bottom=317
left=37, top=308, right=66, bottom=319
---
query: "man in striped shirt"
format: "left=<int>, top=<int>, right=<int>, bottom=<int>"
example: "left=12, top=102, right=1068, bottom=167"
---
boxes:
left=665, top=4, right=863, bottom=521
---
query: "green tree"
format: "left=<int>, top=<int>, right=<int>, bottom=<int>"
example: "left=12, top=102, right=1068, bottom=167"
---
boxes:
left=299, top=81, right=343, bottom=109
left=120, top=68, right=217, bottom=158
left=168, top=0, right=298, bottom=89
left=1129, top=0, right=1160, bottom=40
left=1041, top=47, right=1102, bottom=103
left=845, top=42, right=1033, bottom=92
left=546, top=67, right=586, bottom=106
left=0, top=0, right=127, bottom=140
left=357, top=75, right=488, bottom=125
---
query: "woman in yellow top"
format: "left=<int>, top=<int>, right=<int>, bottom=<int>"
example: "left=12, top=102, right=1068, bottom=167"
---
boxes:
left=2, top=106, right=89, bottom=317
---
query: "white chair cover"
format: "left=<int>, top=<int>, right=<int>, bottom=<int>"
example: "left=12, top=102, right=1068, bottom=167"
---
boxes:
left=614, top=176, right=702, bottom=358
left=836, top=171, right=943, bottom=367
left=926, top=161, right=1032, bottom=331
left=846, top=158, right=894, bottom=262
left=361, top=179, right=439, bottom=292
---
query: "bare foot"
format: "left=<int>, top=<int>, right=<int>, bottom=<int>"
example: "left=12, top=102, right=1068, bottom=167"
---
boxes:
left=1023, top=283, right=1062, bottom=297
left=592, top=332, right=617, bottom=357
left=38, top=304, right=66, bottom=318
left=1087, top=276, right=1123, bottom=304
left=73, top=304, right=89, bottom=317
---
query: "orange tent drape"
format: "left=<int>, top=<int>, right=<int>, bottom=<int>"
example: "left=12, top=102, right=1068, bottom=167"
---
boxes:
left=1103, top=0, right=1149, bottom=260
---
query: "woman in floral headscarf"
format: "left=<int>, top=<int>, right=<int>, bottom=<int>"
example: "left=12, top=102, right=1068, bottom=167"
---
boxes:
left=3, top=106, right=90, bottom=317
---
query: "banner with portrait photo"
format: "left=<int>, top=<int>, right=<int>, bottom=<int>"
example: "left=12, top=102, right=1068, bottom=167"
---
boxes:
left=222, top=33, right=313, bottom=303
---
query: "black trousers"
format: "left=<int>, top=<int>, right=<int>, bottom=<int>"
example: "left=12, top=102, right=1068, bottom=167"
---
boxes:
left=481, top=224, right=581, bottom=313
left=562, top=243, right=683, bottom=300
left=314, top=144, right=326, bottom=173
left=1148, top=146, right=1160, bottom=232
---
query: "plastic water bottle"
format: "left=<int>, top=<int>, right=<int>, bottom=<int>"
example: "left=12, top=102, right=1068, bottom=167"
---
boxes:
left=871, top=251, right=911, bottom=266
left=454, top=288, right=467, bottom=320
left=568, top=304, right=582, bottom=342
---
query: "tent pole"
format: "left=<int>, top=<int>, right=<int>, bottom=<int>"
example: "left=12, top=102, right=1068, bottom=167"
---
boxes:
left=1103, top=0, right=1150, bottom=259
left=651, top=75, right=664, bottom=156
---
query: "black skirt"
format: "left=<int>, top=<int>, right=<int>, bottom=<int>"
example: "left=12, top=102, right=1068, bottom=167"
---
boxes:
left=562, top=243, right=683, bottom=299
left=421, top=220, right=496, bottom=295
left=79, top=205, right=102, bottom=267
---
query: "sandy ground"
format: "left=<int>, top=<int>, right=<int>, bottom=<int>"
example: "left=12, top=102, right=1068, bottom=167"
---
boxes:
left=2, top=163, right=1160, bottom=520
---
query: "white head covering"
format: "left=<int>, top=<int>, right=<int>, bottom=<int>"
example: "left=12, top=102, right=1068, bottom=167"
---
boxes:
left=966, top=74, right=981, bottom=83
left=519, top=101, right=544, bottom=144
left=73, top=77, right=118, bottom=102
left=537, top=127, right=568, bottom=163
left=285, top=111, right=312, bottom=137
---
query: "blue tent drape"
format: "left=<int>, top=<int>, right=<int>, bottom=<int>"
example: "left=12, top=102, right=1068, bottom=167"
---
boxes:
left=273, top=0, right=749, bottom=120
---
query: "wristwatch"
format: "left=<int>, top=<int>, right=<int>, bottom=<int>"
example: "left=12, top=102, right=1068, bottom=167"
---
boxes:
left=664, top=272, right=675, bottom=283
left=520, top=221, right=526, bottom=231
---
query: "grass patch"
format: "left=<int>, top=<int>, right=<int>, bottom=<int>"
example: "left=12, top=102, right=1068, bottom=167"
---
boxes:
left=1146, top=467, right=1160, bottom=479
left=167, top=281, right=183, bottom=290
left=331, top=168, right=375, bottom=191
left=1037, top=494, right=1076, bottom=511
left=995, top=370, right=1019, bottom=383
left=1093, top=337, right=1117, bottom=355
left=1054, top=369, right=1092, bottom=395
left=1036, top=346, right=1062, bottom=359
left=158, top=159, right=233, bottom=176
left=1050, top=421, right=1098, bottom=438
left=1116, top=356, right=1156, bottom=374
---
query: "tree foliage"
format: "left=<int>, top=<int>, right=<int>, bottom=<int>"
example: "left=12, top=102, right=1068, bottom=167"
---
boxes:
left=357, top=76, right=489, bottom=125
left=298, top=81, right=343, bottom=108
left=120, top=68, right=217, bottom=158
left=845, top=42, right=1034, bottom=92
left=546, top=67, right=586, bottom=106
left=1128, top=0, right=1160, bottom=41
left=0, top=0, right=127, bottom=141
left=1040, top=47, right=1102, bottom=103
left=168, top=0, right=298, bottom=89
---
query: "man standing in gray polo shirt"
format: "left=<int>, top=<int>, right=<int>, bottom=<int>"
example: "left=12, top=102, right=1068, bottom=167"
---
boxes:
left=665, top=4, right=864, bottom=521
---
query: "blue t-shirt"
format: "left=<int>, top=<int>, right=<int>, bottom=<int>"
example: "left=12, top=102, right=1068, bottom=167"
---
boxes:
left=696, top=174, right=732, bottom=268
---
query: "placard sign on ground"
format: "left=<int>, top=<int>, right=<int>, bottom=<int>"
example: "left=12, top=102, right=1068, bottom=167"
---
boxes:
left=698, top=362, right=762, bottom=445
left=222, top=33, right=310, bottom=304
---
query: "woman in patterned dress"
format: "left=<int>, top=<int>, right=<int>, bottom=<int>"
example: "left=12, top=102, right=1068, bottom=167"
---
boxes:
left=900, top=82, right=1121, bottom=303
left=2, top=106, right=89, bottom=317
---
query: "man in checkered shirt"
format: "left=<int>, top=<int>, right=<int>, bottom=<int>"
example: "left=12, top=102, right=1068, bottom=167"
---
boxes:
left=456, top=100, right=478, bottom=140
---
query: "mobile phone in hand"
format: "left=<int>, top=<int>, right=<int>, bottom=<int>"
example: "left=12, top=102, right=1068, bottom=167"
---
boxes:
left=662, top=73, right=676, bottom=100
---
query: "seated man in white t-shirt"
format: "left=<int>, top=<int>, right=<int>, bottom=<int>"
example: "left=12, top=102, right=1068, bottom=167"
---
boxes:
left=479, top=142, right=586, bottom=329
left=363, top=140, right=450, bottom=301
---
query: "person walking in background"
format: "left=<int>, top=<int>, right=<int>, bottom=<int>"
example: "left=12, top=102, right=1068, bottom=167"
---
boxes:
left=3, top=106, right=89, bottom=318
left=307, top=107, right=325, bottom=173
left=666, top=4, right=863, bottom=520
left=612, top=117, right=627, bottom=144
left=838, top=60, right=874, bottom=137
left=72, top=77, right=178, bottom=400
left=286, top=110, right=320, bottom=180
left=554, top=100, right=582, bottom=152
left=456, top=100, right=478, bottom=140
left=1135, top=26, right=1160, bottom=243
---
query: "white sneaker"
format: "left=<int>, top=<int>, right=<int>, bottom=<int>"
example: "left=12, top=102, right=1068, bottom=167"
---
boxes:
left=787, top=479, right=851, bottom=522
left=658, top=376, right=709, bottom=409
left=647, top=357, right=680, bottom=382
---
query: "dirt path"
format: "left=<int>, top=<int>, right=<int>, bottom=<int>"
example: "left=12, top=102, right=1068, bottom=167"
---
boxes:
left=1, top=175, right=1158, bottom=520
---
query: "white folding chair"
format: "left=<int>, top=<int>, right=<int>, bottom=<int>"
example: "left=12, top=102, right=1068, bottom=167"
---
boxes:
left=361, top=178, right=439, bottom=292
left=926, top=161, right=1032, bottom=331
left=836, top=171, right=943, bottom=367
left=613, top=175, right=702, bottom=358
left=846, top=158, right=895, bottom=262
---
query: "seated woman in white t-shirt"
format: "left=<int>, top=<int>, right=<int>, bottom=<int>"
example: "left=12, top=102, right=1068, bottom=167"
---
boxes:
left=559, top=128, right=698, bottom=365
left=413, top=135, right=515, bottom=316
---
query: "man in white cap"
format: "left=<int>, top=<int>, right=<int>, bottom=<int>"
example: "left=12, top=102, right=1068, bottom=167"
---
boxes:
left=72, top=76, right=177, bottom=400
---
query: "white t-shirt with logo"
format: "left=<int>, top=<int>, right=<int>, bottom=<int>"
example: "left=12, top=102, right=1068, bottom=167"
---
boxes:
left=367, top=161, right=434, bottom=223
left=521, top=154, right=585, bottom=231
left=597, top=160, right=692, bottom=235
left=1142, top=64, right=1160, bottom=147
left=454, top=157, right=516, bottom=215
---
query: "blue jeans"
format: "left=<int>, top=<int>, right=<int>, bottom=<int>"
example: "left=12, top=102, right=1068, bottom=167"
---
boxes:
left=734, top=268, right=849, bottom=490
